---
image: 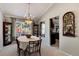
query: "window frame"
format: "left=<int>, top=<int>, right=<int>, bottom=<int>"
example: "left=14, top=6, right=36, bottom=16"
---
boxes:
left=40, top=22, right=45, bottom=37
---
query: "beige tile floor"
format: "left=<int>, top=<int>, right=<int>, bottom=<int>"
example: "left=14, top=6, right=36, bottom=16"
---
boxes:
left=0, top=43, right=70, bottom=56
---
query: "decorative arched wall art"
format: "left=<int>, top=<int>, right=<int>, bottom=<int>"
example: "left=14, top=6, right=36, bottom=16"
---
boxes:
left=63, top=11, right=75, bottom=37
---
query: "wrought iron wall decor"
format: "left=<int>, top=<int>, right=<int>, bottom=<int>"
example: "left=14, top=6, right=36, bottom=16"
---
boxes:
left=63, top=11, right=75, bottom=37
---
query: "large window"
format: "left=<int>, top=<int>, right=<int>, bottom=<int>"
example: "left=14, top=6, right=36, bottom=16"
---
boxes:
left=16, top=20, right=32, bottom=37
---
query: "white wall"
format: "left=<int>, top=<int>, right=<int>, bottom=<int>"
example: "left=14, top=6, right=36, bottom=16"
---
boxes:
left=39, top=14, right=50, bottom=46
left=3, top=17, right=12, bottom=22
left=40, top=3, right=79, bottom=56
left=0, top=10, right=3, bottom=50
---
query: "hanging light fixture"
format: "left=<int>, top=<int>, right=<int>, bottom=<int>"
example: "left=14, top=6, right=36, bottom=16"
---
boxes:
left=25, top=3, right=32, bottom=24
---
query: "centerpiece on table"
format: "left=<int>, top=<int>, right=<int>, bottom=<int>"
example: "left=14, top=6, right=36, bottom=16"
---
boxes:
left=26, top=34, right=31, bottom=38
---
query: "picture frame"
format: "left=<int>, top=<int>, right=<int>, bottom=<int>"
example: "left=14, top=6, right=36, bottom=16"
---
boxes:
left=63, top=11, right=75, bottom=37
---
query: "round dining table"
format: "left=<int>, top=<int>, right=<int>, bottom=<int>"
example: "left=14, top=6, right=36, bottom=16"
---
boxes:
left=17, top=36, right=40, bottom=50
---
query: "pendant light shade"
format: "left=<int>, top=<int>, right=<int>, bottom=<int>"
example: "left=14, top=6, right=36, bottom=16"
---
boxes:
left=25, top=3, right=32, bottom=24
left=25, top=18, right=32, bottom=24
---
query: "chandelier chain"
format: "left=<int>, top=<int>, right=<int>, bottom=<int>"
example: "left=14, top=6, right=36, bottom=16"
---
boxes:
left=28, top=3, right=30, bottom=18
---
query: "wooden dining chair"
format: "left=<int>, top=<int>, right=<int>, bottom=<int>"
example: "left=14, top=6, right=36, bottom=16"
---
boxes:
left=26, top=39, right=42, bottom=56
left=16, top=39, right=27, bottom=56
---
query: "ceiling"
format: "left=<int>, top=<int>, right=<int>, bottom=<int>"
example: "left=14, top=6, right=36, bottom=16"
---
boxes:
left=0, top=3, right=53, bottom=21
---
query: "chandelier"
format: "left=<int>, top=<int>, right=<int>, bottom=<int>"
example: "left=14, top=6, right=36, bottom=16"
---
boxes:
left=25, top=3, right=32, bottom=24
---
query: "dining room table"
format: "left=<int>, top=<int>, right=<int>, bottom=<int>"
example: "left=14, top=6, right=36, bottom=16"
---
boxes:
left=17, top=36, right=40, bottom=50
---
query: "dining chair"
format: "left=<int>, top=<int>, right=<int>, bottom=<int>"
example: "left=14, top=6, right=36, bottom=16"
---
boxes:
left=16, top=39, right=27, bottom=56
left=26, top=39, right=42, bottom=56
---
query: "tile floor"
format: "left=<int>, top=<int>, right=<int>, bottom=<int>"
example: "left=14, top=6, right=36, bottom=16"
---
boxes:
left=0, top=43, right=70, bottom=56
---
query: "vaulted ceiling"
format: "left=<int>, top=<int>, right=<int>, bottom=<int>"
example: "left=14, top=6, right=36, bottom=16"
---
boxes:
left=0, top=3, right=53, bottom=21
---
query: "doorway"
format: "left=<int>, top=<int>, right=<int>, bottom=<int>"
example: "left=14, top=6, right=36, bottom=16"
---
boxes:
left=50, top=16, right=59, bottom=48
